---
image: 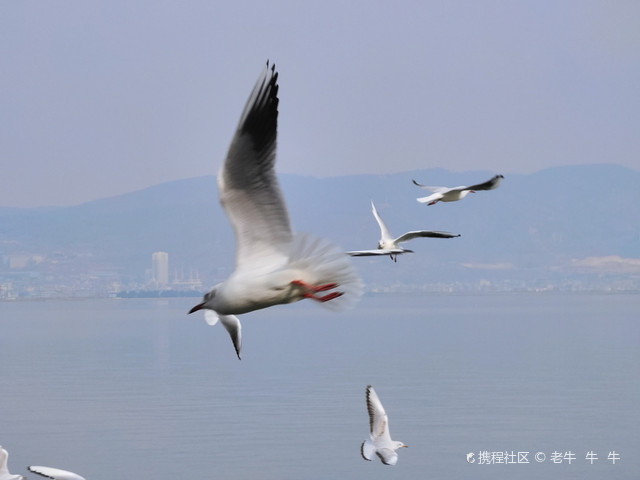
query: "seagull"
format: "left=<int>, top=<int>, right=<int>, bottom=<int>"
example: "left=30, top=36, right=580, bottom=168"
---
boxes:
left=28, top=467, right=86, bottom=480
left=347, top=201, right=460, bottom=261
left=0, top=447, right=25, bottom=480
left=189, top=62, right=363, bottom=359
left=361, top=385, right=407, bottom=466
left=413, top=174, right=504, bottom=205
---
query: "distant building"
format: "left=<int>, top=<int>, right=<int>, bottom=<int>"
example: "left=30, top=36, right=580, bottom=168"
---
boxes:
left=151, top=252, right=169, bottom=287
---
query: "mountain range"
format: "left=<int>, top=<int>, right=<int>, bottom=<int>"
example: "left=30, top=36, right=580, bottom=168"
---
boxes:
left=1, top=164, right=639, bottom=295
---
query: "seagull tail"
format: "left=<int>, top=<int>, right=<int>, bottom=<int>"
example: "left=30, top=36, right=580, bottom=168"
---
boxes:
left=287, top=232, right=364, bottom=311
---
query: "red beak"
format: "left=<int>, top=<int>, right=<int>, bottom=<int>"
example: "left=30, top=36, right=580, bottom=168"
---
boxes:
left=188, top=302, right=205, bottom=314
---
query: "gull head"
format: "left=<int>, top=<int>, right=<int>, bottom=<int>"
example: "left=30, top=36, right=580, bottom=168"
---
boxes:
left=189, top=286, right=219, bottom=314
left=394, top=441, right=408, bottom=450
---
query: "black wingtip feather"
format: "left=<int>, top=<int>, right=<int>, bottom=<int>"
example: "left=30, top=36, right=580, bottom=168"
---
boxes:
left=28, top=467, right=55, bottom=479
left=235, top=63, right=280, bottom=165
left=365, top=385, right=376, bottom=433
left=361, top=441, right=372, bottom=461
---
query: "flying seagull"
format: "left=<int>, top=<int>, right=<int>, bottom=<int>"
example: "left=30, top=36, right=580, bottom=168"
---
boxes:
left=189, top=63, right=363, bottom=359
left=413, top=174, right=504, bottom=205
left=0, top=446, right=25, bottom=480
left=361, top=385, right=407, bottom=466
left=347, top=201, right=460, bottom=261
left=28, top=467, right=86, bottom=480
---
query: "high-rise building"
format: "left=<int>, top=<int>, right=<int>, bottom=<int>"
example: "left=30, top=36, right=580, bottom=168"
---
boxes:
left=152, top=251, right=169, bottom=287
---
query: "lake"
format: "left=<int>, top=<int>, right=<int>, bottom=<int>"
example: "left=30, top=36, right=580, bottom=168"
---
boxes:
left=1, top=293, right=638, bottom=479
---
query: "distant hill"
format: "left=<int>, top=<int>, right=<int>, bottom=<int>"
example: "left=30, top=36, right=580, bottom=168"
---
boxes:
left=1, top=164, right=639, bottom=295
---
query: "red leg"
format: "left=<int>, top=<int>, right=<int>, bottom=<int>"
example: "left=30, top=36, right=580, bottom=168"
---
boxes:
left=291, top=280, right=338, bottom=292
left=303, top=291, right=343, bottom=302
left=317, top=291, right=343, bottom=302
left=313, top=282, right=338, bottom=292
left=293, top=280, right=343, bottom=303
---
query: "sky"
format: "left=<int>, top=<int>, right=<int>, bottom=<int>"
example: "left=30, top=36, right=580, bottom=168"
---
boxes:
left=2, top=1, right=639, bottom=207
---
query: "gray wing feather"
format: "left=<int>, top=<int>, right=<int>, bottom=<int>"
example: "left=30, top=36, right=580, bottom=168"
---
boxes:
left=219, top=62, right=292, bottom=270
left=395, top=230, right=461, bottom=243
left=465, top=174, right=504, bottom=191
left=366, top=385, right=390, bottom=440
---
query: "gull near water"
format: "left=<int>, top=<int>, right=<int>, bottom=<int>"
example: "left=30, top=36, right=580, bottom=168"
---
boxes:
left=413, top=174, right=504, bottom=205
left=361, top=385, right=407, bottom=466
left=347, top=200, right=460, bottom=262
left=189, top=63, right=363, bottom=359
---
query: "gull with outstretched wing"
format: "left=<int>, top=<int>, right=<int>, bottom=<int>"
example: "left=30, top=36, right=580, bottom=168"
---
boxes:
left=347, top=201, right=460, bottom=261
left=413, top=174, right=504, bottom=205
left=189, top=63, right=362, bottom=359
left=360, top=386, right=407, bottom=466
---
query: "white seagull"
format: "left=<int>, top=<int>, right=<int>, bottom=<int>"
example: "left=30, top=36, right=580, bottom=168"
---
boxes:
left=28, top=467, right=86, bottom=480
left=361, top=385, right=407, bottom=466
left=0, top=447, right=25, bottom=480
left=347, top=201, right=460, bottom=261
left=189, top=63, right=362, bottom=359
left=413, top=174, right=504, bottom=205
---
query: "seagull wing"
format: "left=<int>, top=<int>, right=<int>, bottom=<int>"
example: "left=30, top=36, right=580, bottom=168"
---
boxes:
left=360, top=440, right=375, bottom=461
left=28, top=467, right=86, bottom=480
left=366, top=385, right=392, bottom=442
left=370, top=201, right=394, bottom=243
left=219, top=314, right=242, bottom=360
left=465, top=174, right=504, bottom=191
left=346, top=249, right=408, bottom=257
left=411, top=179, right=448, bottom=193
left=416, top=191, right=445, bottom=204
left=376, top=448, right=399, bottom=466
left=219, top=62, right=292, bottom=271
left=395, top=230, right=461, bottom=243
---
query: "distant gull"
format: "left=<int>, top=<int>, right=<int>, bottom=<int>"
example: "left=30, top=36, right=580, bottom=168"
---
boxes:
left=413, top=174, right=504, bottom=205
left=189, top=62, right=363, bottom=359
left=0, top=447, right=25, bottom=480
left=360, top=385, right=407, bottom=466
left=347, top=200, right=460, bottom=261
left=28, top=466, right=86, bottom=480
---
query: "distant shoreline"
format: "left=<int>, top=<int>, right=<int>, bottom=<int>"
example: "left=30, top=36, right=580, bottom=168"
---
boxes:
left=1, top=288, right=638, bottom=303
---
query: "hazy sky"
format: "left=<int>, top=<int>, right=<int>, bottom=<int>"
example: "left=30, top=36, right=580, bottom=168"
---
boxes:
left=2, top=1, right=639, bottom=207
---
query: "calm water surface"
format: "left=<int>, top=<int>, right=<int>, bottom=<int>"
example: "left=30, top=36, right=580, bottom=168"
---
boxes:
left=1, top=293, right=638, bottom=479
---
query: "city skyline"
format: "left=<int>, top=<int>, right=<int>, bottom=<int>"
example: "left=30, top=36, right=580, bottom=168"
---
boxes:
left=1, top=164, right=638, bottom=300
